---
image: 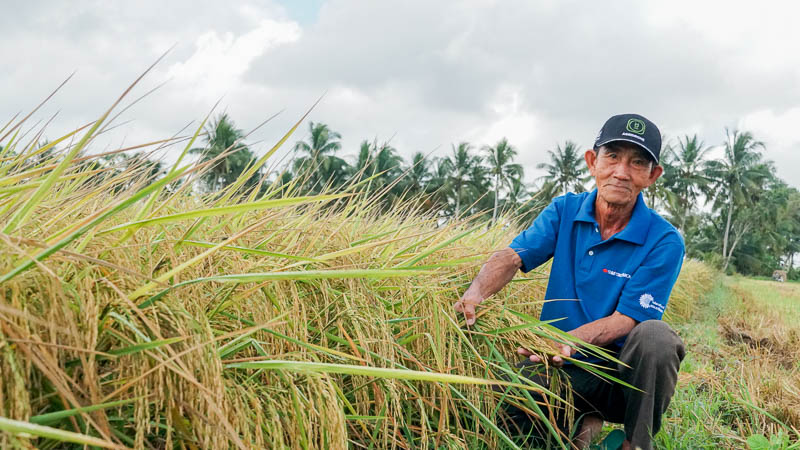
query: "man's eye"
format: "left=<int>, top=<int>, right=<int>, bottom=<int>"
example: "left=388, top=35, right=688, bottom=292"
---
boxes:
left=633, top=160, right=648, bottom=168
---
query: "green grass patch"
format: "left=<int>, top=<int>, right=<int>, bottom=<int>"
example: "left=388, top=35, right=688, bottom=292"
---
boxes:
left=735, top=277, right=800, bottom=324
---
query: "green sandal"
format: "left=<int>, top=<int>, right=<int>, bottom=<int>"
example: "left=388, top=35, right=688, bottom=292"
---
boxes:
left=597, top=429, right=626, bottom=450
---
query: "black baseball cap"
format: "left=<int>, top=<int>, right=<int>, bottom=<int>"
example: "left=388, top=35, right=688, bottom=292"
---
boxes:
left=593, top=113, right=662, bottom=163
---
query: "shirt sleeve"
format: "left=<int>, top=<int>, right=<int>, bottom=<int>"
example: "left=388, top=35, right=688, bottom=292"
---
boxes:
left=616, top=238, right=685, bottom=322
left=509, top=197, right=562, bottom=273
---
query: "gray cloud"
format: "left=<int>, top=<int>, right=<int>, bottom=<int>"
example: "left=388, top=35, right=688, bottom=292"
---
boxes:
left=2, top=0, right=799, bottom=186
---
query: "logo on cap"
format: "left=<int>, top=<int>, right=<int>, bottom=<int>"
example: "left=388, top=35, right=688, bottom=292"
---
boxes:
left=626, top=118, right=646, bottom=135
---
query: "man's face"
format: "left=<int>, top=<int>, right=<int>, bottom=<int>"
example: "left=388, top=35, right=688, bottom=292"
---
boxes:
left=584, top=142, right=663, bottom=207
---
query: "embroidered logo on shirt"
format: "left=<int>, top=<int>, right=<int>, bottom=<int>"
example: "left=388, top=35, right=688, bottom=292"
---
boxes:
left=603, top=268, right=631, bottom=279
left=639, top=293, right=666, bottom=312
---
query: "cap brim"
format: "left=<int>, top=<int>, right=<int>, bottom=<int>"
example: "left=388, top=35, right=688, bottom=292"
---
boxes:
left=594, top=138, right=659, bottom=163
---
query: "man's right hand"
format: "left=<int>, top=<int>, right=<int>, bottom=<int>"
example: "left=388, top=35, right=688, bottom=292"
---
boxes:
left=453, top=248, right=522, bottom=327
left=453, top=294, right=482, bottom=326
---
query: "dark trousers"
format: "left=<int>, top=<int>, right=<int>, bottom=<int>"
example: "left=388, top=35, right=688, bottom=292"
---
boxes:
left=498, top=320, right=685, bottom=450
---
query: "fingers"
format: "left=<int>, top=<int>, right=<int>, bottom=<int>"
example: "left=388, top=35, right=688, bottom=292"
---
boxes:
left=518, top=346, right=571, bottom=366
left=454, top=300, right=477, bottom=325
left=518, top=347, right=542, bottom=363
left=463, top=302, right=476, bottom=325
left=551, top=344, right=573, bottom=368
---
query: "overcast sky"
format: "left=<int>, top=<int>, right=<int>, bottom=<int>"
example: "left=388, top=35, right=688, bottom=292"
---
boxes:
left=3, top=0, right=800, bottom=187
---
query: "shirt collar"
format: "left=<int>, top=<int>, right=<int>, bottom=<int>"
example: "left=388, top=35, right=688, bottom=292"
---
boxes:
left=575, top=189, right=652, bottom=245
left=575, top=190, right=598, bottom=224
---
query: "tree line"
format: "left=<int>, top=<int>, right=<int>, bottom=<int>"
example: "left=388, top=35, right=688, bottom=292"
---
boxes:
left=16, top=113, right=799, bottom=279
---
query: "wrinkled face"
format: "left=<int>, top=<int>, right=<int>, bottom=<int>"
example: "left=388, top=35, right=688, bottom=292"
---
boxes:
left=584, top=142, right=663, bottom=207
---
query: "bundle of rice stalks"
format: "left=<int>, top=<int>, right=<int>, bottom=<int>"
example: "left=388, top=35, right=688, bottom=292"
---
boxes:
left=663, top=259, right=718, bottom=324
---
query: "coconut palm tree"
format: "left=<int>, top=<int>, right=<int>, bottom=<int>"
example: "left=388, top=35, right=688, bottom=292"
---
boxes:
left=483, top=138, right=523, bottom=224
left=292, top=122, right=349, bottom=193
left=403, top=152, right=433, bottom=197
left=425, top=157, right=452, bottom=214
left=189, top=114, right=257, bottom=192
left=350, top=139, right=405, bottom=203
left=705, top=129, right=772, bottom=271
left=504, top=177, right=531, bottom=212
left=502, top=177, right=540, bottom=225
left=644, top=142, right=679, bottom=213
left=536, top=141, right=590, bottom=195
left=370, top=141, right=404, bottom=191
left=666, top=135, right=714, bottom=232
left=441, top=142, right=485, bottom=217
left=533, top=179, right=561, bottom=210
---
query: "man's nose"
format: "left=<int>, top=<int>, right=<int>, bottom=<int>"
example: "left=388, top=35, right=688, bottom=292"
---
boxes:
left=612, top=161, right=632, bottom=179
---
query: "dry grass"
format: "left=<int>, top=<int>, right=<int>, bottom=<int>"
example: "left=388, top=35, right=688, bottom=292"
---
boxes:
left=718, top=282, right=800, bottom=430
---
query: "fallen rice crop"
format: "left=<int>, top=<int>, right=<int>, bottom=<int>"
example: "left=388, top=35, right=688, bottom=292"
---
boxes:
left=0, top=69, right=717, bottom=449
left=662, top=258, right=718, bottom=324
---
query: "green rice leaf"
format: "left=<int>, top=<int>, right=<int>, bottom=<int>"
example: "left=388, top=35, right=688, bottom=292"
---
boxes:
left=449, top=386, right=522, bottom=450
left=0, top=164, right=191, bottom=282
left=394, top=222, right=483, bottom=268
left=0, top=416, right=121, bottom=448
left=107, top=336, right=186, bottom=357
left=181, top=240, right=319, bottom=262
left=98, top=194, right=347, bottom=235
left=225, top=360, right=537, bottom=390
left=138, top=268, right=433, bottom=307
left=30, top=398, right=140, bottom=425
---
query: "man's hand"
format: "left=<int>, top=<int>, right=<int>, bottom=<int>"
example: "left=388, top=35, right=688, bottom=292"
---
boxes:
left=453, top=248, right=522, bottom=326
left=517, top=343, right=575, bottom=368
left=515, top=312, right=638, bottom=367
left=454, top=294, right=482, bottom=326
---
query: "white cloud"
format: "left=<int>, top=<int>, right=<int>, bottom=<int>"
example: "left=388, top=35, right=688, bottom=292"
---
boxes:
left=166, top=19, right=301, bottom=102
left=741, top=108, right=800, bottom=183
left=469, top=85, right=540, bottom=153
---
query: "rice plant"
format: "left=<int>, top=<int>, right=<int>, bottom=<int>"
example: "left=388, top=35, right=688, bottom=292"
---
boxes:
left=0, top=68, right=716, bottom=449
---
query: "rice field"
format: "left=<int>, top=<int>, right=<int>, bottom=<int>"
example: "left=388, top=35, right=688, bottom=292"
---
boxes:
left=0, top=76, right=795, bottom=449
left=655, top=276, right=800, bottom=449
left=0, top=81, right=617, bottom=449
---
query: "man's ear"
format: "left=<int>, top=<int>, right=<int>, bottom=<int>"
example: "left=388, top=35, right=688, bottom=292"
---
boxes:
left=584, top=149, right=597, bottom=176
left=647, top=165, right=664, bottom=186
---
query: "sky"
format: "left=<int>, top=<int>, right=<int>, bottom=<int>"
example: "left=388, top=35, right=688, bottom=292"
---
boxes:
left=2, top=0, right=800, bottom=188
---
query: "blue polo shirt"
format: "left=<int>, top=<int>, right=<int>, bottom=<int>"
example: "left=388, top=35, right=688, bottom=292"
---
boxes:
left=510, top=190, right=684, bottom=359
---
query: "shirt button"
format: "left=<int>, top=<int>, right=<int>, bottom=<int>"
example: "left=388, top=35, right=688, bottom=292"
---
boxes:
left=588, top=250, right=594, bottom=256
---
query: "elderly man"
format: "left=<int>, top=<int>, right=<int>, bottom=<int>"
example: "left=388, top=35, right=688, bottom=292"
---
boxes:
left=454, top=114, right=685, bottom=450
